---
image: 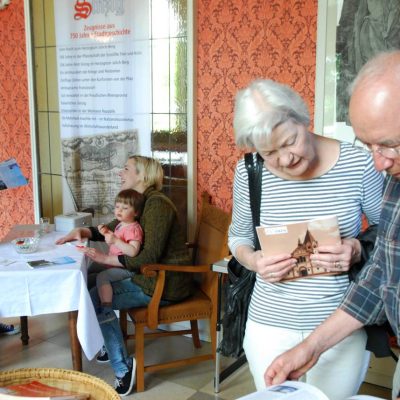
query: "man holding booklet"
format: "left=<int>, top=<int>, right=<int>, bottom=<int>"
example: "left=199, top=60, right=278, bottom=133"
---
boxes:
left=265, top=51, right=400, bottom=400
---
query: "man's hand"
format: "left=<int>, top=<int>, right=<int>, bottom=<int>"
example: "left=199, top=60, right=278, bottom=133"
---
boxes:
left=264, top=340, right=319, bottom=386
left=265, top=309, right=363, bottom=386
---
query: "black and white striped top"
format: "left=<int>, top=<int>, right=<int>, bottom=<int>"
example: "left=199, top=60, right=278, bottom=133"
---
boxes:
left=228, top=142, right=384, bottom=330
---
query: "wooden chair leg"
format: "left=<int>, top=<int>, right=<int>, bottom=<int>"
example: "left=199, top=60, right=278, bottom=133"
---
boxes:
left=135, top=324, right=145, bottom=392
left=210, top=313, right=217, bottom=357
left=20, top=316, right=29, bottom=345
left=190, top=320, right=201, bottom=348
left=119, top=310, right=128, bottom=347
left=68, top=311, right=82, bottom=371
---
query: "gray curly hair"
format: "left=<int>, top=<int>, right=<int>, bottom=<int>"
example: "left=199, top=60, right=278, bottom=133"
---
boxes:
left=233, top=79, right=310, bottom=149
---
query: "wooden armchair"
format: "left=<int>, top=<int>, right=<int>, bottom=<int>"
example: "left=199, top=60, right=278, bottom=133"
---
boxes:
left=119, top=193, right=231, bottom=392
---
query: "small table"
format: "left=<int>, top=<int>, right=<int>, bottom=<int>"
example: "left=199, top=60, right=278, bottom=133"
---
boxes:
left=212, top=259, right=247, bottom=393
left=0, top=225, right=104, bottom=370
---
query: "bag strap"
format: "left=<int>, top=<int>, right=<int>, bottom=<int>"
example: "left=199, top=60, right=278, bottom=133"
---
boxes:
left=244, top=152, right=263, bottom=251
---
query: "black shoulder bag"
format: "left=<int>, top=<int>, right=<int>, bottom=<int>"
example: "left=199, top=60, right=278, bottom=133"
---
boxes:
left=218, top=152, right=264, bottom=358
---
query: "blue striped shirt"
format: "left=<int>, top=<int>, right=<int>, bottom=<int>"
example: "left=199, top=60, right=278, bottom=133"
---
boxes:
left=229, top=141, right=384, bottom=330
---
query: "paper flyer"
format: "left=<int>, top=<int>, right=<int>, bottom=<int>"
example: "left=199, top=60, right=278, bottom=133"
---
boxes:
left=0, top=158, right=28, bottom=190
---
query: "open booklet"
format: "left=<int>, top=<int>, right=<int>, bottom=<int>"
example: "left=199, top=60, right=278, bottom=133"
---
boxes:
left=237, top=381, right=384, bottom=400
left=27, top=256, right=76, bottom=269
left=256, top=215, right=341, bottom=281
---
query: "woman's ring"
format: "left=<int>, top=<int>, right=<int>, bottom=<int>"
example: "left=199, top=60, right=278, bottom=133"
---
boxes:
left=334, top=261, right=342, bottom=269
left=269, top=272, right=275, bottom=278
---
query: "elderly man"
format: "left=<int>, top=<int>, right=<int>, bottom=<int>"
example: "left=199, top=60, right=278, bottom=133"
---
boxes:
left=264, top=50, right=400, bottom=400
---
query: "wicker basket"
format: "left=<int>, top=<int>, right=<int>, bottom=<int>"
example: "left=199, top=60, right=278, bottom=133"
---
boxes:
left=0, top=368, right=119, bottom=400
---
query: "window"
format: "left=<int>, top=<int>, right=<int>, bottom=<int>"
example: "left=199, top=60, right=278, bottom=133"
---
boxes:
left=28, top=0, right=194, bottom=236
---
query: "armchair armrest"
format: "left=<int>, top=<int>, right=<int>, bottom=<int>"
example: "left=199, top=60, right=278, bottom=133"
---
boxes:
left=141, top=263, right=213, bottom=329
left=141, top=263, right=211, bottom=276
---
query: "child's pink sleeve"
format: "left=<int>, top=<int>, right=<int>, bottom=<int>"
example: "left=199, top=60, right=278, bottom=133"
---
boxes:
left=124, top=223, right=143, bottom=244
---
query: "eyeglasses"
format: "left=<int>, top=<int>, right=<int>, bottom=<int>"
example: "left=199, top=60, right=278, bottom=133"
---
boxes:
left=366, top=144, right=400, bottom=159
left=353, top=138, right=400, bottom=160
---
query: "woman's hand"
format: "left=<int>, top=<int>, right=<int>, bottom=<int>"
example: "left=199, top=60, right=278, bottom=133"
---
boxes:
left=250, top=250, right=297, bottom=282
left=310, top=238, right=362, bottom=272
left=55, top=227, right=90, bottom=245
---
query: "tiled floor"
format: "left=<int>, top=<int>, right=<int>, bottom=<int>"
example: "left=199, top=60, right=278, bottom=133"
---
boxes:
left=0, top=315, right=393, bottom=399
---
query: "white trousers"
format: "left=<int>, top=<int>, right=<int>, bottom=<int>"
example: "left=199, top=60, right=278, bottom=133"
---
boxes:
left=243, top=319, right=370, bottom=400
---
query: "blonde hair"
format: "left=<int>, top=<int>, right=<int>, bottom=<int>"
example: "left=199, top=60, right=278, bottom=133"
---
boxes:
left=128, top=155, right=164, bottom=191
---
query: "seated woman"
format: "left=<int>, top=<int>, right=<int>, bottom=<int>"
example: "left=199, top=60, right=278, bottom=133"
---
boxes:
left=56, top=155, right=192, bottom=397
left=229, top=79, right=384, bottom=400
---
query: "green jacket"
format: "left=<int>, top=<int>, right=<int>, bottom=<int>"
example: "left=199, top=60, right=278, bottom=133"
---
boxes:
left=91, top=187, right=193, bottom=302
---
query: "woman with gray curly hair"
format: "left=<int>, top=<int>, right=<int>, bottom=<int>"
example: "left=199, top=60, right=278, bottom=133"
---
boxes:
left=228, top=79, right=383, bottom=399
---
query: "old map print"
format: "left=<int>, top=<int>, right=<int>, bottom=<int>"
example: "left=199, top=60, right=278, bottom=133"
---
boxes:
left=62, top=130, right=138, bottom=219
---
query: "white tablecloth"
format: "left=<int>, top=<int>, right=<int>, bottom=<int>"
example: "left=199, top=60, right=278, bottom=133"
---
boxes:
left=0, top=226, right=103, bottom=360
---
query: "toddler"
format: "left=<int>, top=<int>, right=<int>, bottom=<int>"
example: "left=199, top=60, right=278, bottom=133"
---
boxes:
left=96, top=189, right=144, bottom=314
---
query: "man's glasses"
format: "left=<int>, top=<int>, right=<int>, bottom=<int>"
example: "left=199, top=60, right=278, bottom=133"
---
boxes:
left=353, top=138, right=400, bottom=160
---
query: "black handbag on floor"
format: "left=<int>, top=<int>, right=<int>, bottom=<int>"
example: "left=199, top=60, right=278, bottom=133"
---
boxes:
left=218, top=153, right=263, bottom=358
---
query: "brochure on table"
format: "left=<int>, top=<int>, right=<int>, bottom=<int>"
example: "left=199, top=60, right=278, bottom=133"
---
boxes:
left=237, top=381, right=384, bottom=400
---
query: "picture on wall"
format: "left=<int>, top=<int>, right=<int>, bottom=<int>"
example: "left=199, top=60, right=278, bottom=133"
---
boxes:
left=61, top=130, right=138, bottom=220
left=336, top=0, right=400, bottom=124
left=315, top=0, right=400, bottom=142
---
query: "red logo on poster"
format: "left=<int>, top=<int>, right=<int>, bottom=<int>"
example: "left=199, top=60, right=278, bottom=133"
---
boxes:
left=74, top=1, right=92, bottom=20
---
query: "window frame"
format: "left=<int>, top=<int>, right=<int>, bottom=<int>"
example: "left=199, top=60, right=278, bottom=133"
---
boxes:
left=24, top=0, right=196, bottom=239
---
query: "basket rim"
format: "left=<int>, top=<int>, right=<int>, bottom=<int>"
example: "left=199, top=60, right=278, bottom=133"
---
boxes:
left=0, top=368, right=119, bottom=400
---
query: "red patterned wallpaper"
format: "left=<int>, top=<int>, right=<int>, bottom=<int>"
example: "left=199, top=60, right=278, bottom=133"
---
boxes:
left=0, top=0, right=318, bottom=239
left=196, top=0, right=318, bottom=211
left=0, top=1, right=33, bottom=240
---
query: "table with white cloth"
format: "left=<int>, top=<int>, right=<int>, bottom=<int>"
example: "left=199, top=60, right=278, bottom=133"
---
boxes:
left=0, top=225, right=104, bottom=371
